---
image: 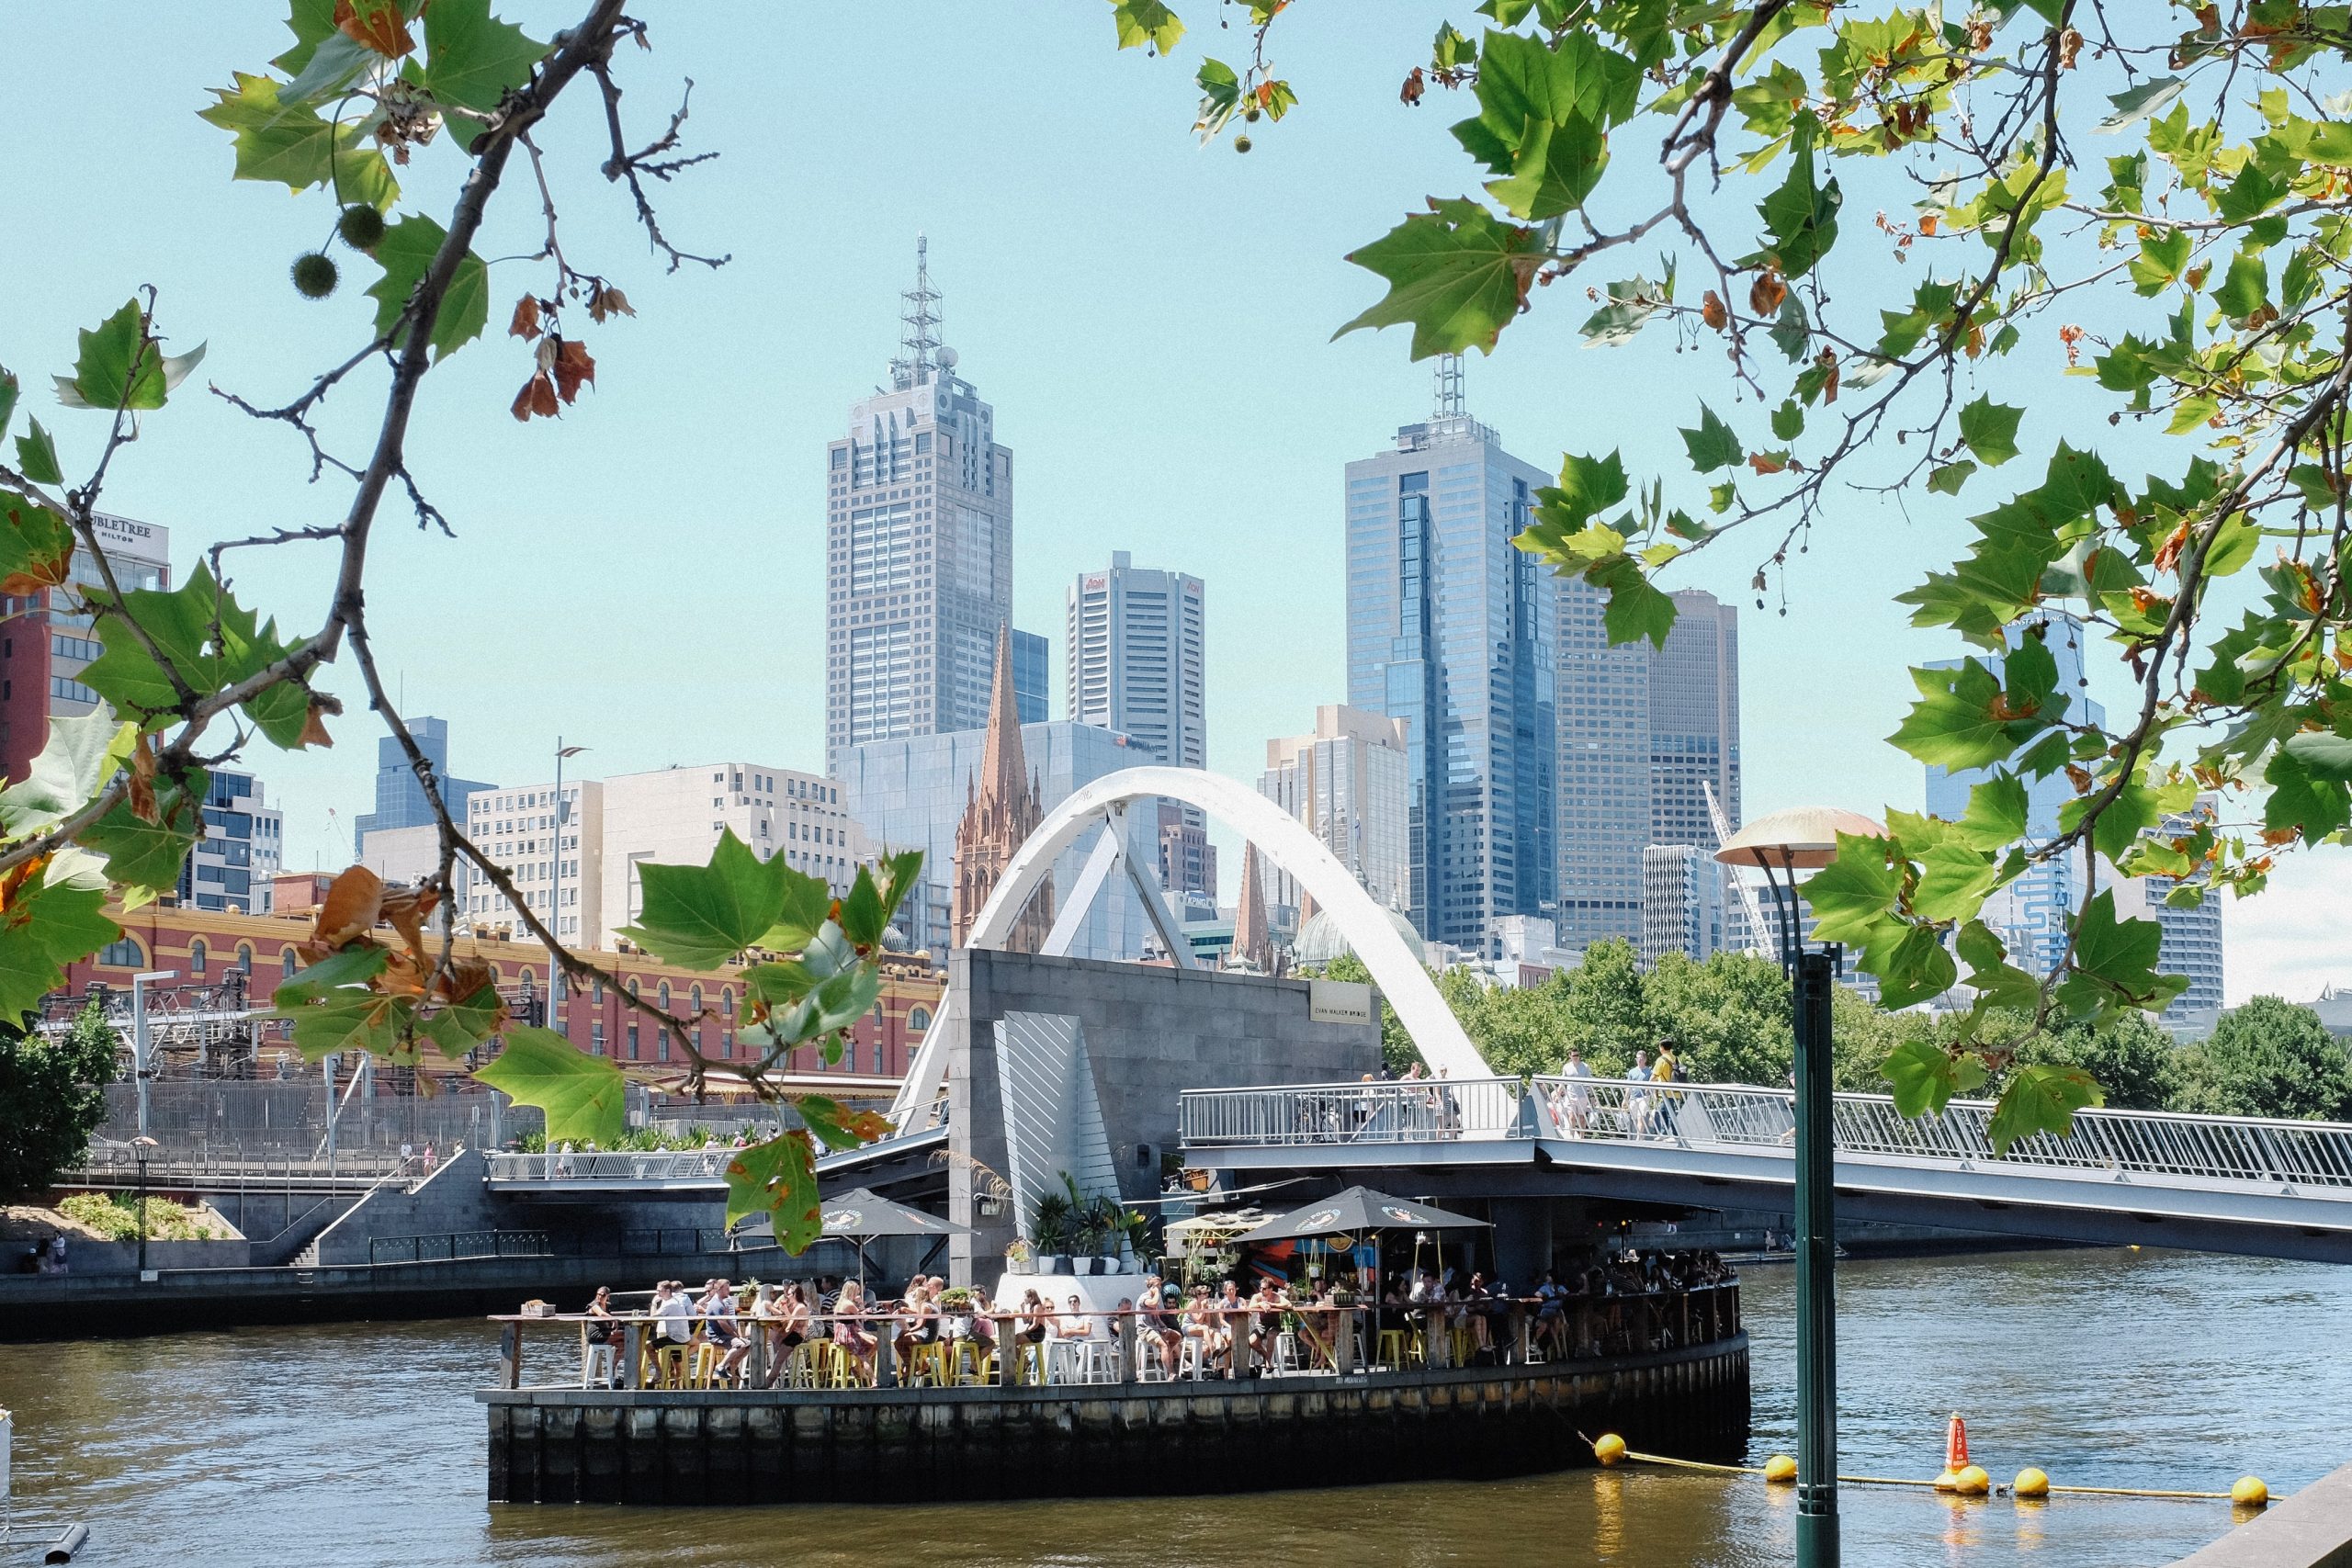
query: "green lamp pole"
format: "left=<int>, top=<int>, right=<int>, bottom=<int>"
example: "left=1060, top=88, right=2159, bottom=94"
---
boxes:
left=1718, top=806, right=1886, bottom=1568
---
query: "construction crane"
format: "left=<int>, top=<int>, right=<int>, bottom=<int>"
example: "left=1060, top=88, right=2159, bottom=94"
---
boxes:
left=1705, top=780, right=1775, bottom=959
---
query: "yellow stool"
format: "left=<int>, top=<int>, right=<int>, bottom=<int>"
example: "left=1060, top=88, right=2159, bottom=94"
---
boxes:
left=1377, top=1329, right=1408, bottom=1369
left=944, top=1340, right=981, bottom=1385
left=1450, top=1327, right=1475, bottom=1366
left=647, top=1342, right=692, bottom=1389
left=910, top=1342, right=951, bottom=1386
left=686, top=1342, right=721, bottom=1389
left=1014, top=1342, right=1046, bottom=1385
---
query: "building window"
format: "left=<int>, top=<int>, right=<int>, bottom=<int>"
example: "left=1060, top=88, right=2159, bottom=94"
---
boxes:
left=591, top=1020, right=605, bottom=1055
left=908, top=1006, right=931, bottom=1032
left=188, top=940, right=207, bottom=977
left=96, top=935, right=144, bottom=968
left=282, top=949, right=298, bottom=978
left=657, top=980, right=672, bottom=1012
left=626, top=1019, right=639, bottom=1060
left=237, top=944, right=254, bottom=976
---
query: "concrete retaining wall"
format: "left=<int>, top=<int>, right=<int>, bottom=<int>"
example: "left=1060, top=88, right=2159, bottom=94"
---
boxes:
left=2174, top=1462, right=2352, bottom=1567
left=482, top=1336, right=1748, bottom=1505
left=312, top=1149, right=496, bottom=1263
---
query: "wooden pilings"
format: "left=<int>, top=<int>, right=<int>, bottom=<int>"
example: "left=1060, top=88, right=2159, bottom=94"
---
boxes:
left=483, top=1335, right=1750, bottom=1506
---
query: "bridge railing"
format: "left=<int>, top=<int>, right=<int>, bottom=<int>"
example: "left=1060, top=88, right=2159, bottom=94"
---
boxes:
left=1184, top=1077, right=2352, bottom=1194
left=1177, top=1077, right=1528, bottom=1147
left=486, top=1150, right=734, bottom=1183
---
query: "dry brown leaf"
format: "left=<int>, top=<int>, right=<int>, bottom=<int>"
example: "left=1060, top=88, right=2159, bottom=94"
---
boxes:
left=1700, top=290, right=1728, bottom=331
left=334, top=0, right=414, bottom=58
left=1747, top=269, right=1787, bottom=316
left=552, top=338, right=596, bottom=403
left=586, top=282, right=634, bottom=323
left=298, top=702, right=334, bottom=750
left=508, top=295, right=542, bottom=342
left=510, top=372, right=560, bottom=422
left=379, top=884, right=441, bottom=962
left=127, top=733, right=162, bottom=825
left=312, top=864, right=386, bottom=951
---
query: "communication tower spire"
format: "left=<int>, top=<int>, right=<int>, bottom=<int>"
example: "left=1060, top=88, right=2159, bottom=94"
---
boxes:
left=893, top=232, right=943, bottom=389
left=1432, top=352, right=1466, bottom=419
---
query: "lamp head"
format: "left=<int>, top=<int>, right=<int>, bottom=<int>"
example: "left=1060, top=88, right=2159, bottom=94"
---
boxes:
left=1713, top=806, right=1886, bottom=871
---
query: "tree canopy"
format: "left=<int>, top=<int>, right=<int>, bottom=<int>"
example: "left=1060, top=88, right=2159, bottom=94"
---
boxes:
left=0, top=1000, right=118, bottom=1195
left=1114, top=1, right=2352, bottom=1146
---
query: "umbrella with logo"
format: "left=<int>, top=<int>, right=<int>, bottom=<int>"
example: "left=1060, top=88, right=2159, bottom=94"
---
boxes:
left=1234, top=1188, right=1489, bottom=1366
left=819, top=1187, right=968, bottom=1297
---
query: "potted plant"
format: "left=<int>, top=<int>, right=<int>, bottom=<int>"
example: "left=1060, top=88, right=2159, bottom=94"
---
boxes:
left=1003, top=1236, right=1035, bottom=1272
left=1031, top=1189, right=1071, bottom=1275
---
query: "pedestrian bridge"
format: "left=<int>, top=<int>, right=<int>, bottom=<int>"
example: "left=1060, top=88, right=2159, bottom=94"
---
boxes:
left=1178, top=1077, right=2352, bottom=1265
left=482, top=1124, right=949, bottom=1199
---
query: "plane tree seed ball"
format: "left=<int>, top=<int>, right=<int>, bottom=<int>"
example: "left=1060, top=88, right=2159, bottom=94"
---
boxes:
left=1234, top=134, right=1252, bottom=154
left=290, top=253, right=339, bottom=299
left=336, top=204, right=386, bottom=252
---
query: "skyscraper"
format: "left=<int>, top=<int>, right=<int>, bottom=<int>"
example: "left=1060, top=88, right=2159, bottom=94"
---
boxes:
left=825, top=238, right=1013, bottom=770
left=1011, top=628, right=1050, bottom=724
left=352, top=715, right=492, bottom=854
left=1344, top=365, right=1555, bottom=955
left=179, top=768, right=283, bottom=914
left=2143, top=795, right=2227, bottom=1032
left=1257, top=704, right=1411, bottom=923
left=1068, top=551, right=1212, bottom=893
left=1559, top=587, right=1742, bottom=955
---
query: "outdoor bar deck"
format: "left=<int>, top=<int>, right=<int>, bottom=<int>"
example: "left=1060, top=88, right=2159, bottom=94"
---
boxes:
left=480, top=1285, right=1748, bottom=1504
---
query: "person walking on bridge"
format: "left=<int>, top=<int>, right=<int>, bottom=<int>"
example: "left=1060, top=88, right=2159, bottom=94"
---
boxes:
left=1555, top=1047, right=1594, bottom=1134
left=1650, top=1040, right=1684, bottom=1139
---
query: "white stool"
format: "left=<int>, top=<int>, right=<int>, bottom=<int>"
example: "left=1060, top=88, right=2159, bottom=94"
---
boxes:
left=1176, top=1338, right=1207, bottom=1381
left=1136, top=1342, right=1170, bottom=1382
left=1271, top=1332, right=1306, bottom=1376
left=581, top=1342, right=617, bottom=1388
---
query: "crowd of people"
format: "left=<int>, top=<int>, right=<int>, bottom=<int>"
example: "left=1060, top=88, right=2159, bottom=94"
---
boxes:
left=565, top=1247, right=1736, bottom=1390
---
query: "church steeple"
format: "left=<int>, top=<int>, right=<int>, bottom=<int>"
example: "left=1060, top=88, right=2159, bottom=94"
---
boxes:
left=951, top=624, right=1054, bottom=951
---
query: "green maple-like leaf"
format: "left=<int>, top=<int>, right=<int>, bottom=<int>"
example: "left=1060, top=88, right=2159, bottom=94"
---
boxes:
left=0, top=367, right=18, bottom=439
left=78, top=564, right=300, bottom=731
left=0, top=706, right=136, bottom=838
left=77, top=773, right=208, bottom=909
left=0, top=866, right=121, bottom=1024
left=797, top=1093, right=894, bottom=1154
left=1988, top=1064, right=2103, bottom=1156
left=1957, top=396, right=2024, bottom=467
left=1864, top=921, right=1958, bottom=1010
left=272, top=942, right=390, bottom=1007
left=1486, top=110, right=1609, bottom=220
left=196, top=73, right=396, bottom=208
left=15, top=419, right=60, bottom=486
left=1738, top=112, right=1842, bottom=280
left=473, top=1027, right=626, bottom=1145
left=724, top=1129, right=823, bottom=1245
left=838, top=864, right=889, bottom=949
left=619, top=829, right=786, bottom=969
left=1884, top=1039, right=1965, bottom=1119
left=421, top=0, right=545, bottom=114
left=51, top=300, right=207, bottom=413
left=1590, top=557, right=1678, bottom=649
left=0, top=491, right=74, bottom=599
left=1680, top=402, right=1744, bottom=473
left=1799, top=831, right=1903, bottom=945
left=2055, top=889, right=2189, bottom=1021
left=287, top=987, right=415, bottom=1060
left=1338, top=197, right=1544, bottom=358
left=1108, top=0, right=1184, bottom=53
left=365, top=215, right=492, bottom=363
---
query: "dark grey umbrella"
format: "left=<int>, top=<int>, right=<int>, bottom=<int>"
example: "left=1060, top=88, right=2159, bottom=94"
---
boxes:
left=1232, top=1186, right=1487, bottom=1245
left=821, top=1189, right=968, bottom=1240
left=819, top=1188, right=967, bottom=1298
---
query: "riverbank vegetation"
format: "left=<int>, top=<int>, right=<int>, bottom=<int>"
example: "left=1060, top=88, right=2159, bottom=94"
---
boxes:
left=1323, top=943, right=2352, bottom=1122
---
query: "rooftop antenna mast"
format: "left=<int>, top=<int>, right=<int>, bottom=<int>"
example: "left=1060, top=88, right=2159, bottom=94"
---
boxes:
left=1432, top=352, right=1466, bottom=420
left=891, top=232, right=943, bottom=389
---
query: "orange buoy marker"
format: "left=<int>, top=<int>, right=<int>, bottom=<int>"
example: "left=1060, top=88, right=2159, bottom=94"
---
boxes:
left=2014, top=1467, right=2051, bottom=1499
left=1595, top=1433, right=1627, bottom=1468
left=2232, top=1476, right=2269, bottom=1508
left=1765, top=1454, right=1798, bottom=1484
left=1934, top=1412, right=1971, bottom=1491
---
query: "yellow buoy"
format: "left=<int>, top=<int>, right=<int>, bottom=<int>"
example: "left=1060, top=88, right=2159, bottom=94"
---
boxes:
left=2014, top=1467, right=2050, bottom=1498
left=1933, top=1469, right=1960, bottom=1492
left=1955, top=1465, right=1991, bottom=1496
left=1595, top=1433, right=1627, bottom=1468
left=2232, top=1476, right=2268, bottom=1508
left=1764, top=1454, right=1798, bottom=1484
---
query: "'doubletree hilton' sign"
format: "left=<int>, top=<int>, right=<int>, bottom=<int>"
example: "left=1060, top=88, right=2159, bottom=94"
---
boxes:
left=88, top=511, right=167, bottom=559
left=1309, top=979, right=1373, bottom=1027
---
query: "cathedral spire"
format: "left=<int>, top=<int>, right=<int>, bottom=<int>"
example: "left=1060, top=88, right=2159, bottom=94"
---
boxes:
left=1230, top=840, right=1272, bottom=973
left=951, top=623, right=1053, bottom=950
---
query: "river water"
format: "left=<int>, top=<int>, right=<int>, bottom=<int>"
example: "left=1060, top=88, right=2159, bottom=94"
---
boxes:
left=0, top=1248, right=2345, bottom=1567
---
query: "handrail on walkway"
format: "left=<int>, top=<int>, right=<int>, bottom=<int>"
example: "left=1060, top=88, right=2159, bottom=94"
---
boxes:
left=1179, top=1077, right=2352, bottom=1194
left=486, top=1149, right=735, bottom=1183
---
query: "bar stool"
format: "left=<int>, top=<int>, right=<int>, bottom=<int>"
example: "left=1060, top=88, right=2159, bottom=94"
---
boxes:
left=648, top=1342, right=692, bottom=1389
left=581, top=1340, right=618, bottom=1388
left=1270, top=1332, right=1306, bottom=1376
left=1375, top=1328, right=1408, bottom=1370
left=1176, top=1337, right=1208, bottom=1381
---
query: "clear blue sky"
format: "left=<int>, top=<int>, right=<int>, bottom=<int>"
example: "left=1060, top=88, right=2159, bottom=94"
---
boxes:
left=2, top=3, right=2336, bottom=1003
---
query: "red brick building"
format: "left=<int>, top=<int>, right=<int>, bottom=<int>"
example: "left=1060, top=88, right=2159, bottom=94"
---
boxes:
left=57, top=892, right=944, bottom=1093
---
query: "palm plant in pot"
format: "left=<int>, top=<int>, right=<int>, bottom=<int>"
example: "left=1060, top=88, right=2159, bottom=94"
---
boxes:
left=1030, top=1187, right=1072, bottom=1276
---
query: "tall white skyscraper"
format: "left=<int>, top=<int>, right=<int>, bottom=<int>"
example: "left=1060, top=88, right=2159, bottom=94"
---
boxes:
left=1068, top=551, right=1212, bottom=893
left=825, top=238, right=1013, bottom=770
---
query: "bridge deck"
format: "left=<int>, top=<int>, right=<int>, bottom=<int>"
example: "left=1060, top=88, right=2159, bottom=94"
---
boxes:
left=1179, top=1078, right=2352, bottom=1264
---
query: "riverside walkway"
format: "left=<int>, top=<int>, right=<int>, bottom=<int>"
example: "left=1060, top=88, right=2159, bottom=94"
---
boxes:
left=1177, top=1079, right=2352, bottom=1265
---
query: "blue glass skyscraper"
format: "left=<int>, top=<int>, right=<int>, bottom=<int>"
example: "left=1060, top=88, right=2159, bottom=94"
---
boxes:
left=1344, top=374, right=1555, bottom=953
left=351, top=715, right=491, bottom=856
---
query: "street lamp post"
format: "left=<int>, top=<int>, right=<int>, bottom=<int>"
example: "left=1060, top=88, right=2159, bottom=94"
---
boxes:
left=1716, top=806, right=1885, bottom=1568
left=131, top=1134, right=158, bottom=1279
left=129, top=969, right=178, bottom=1140
left=551, top=741, right=588, bottom=1025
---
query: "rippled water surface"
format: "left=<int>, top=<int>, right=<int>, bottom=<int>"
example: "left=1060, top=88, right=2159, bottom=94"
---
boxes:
left=1, top=1248, right=2345, bottom=1567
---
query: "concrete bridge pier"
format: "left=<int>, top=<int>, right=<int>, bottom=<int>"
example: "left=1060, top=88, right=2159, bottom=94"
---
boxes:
left=1489, top=1196, right=1554, bottom=1287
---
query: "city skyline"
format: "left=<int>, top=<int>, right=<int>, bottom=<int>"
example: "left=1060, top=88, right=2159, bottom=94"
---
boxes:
left=8, top=6, right=2330, bottom=1006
